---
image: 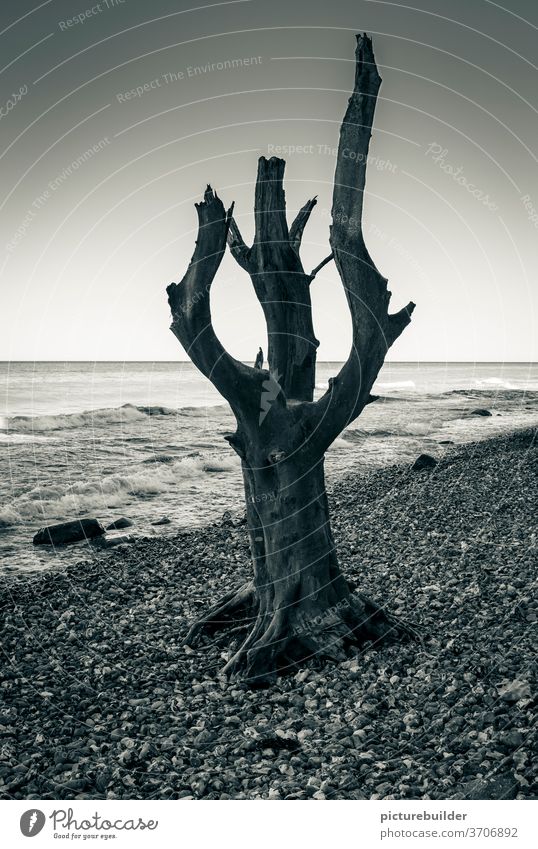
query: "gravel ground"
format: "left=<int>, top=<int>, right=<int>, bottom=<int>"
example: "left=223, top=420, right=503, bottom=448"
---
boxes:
left=1, top=429, right=536, bottom=800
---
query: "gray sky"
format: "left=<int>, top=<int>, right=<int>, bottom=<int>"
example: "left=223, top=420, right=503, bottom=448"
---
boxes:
left=1, top=0, right=537, bottom=361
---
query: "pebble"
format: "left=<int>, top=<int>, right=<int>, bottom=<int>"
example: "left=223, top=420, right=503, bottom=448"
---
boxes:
left=0, top=429, right=535, bottom=801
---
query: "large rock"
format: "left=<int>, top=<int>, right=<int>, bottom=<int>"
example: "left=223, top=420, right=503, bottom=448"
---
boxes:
left=469, top=408, right=492, bottom=417
left=33, top=518, right=106, bottom=546
left=411, top=454, right=438, bottom=471
left=106, top=517, right=134, bottom=531
left=453, top=772, right=518, bottom=800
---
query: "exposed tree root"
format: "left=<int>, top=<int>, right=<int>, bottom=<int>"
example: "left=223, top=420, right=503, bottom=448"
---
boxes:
left=185, top=581, right=418, bottom=686
left=184, top=581, right=256, bottom=645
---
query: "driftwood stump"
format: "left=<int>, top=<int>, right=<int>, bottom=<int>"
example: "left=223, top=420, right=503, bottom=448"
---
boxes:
left=167, top=35, right=415, bottom=682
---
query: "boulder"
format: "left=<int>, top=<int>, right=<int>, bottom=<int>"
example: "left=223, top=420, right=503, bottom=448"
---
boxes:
left=469, top=408, right=492, bottom=417
left=411, top=454, right=438, bottom=471
left=152, top=516, right=171, bottom=526
left=438, top=440, right=454, bottom=445
left=106, top=517, right=134, bottom=531
left=453, top=772, right=518, bottom=800
left=33, top=518, right=106, bottom=546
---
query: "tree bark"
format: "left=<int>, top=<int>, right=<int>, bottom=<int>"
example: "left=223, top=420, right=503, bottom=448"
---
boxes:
left=169, top=34, right=416, bottom=683
left=186, top=433, right=402, bottom=684
left=227, top=157, right=319, bottom=401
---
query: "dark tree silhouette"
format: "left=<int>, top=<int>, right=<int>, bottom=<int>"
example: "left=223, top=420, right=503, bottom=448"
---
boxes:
left=167, top=35, right=415, bottom=683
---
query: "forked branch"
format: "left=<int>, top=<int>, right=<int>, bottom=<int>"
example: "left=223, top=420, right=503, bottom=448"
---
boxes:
left=308, top=34, right=415, bottom=450
left=223, top=157, right=319, bottom=401
left=167, top=187, right=261, bottom=414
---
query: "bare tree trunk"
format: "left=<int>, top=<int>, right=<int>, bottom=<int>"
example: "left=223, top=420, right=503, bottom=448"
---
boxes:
left=187, top=441, right=400, bottom=684
left=168, top=35, right=416, bottom=683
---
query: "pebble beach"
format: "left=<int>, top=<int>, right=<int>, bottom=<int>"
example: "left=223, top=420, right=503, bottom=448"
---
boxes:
left=1, top=428, right=536, bottom=801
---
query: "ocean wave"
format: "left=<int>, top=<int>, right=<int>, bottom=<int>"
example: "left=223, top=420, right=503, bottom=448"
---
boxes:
left=134, top=405, right=177, bottom=417
left=0, top=432, right=53, bottom=444
left=375, top=380, right=416, bottom=390
left=0, top=506, right=22, bottom=529
left=174, top=404, right=227, bottom=417
left=142, top=453, right=177, bottom=464
left=0, top=403, right=228, bottom=433
left=443, top=388, right=538, bottom=401
left=0, top=453, right=238, bottom=527
left=470, top=377, right=538, bottom=390
left=2, top=404, right=163, bottom=432
left=344, top=421, right=440, bottom=440
left=473, top=378, right=517, bottom=390
left=330, top=437, right=354, bottom=451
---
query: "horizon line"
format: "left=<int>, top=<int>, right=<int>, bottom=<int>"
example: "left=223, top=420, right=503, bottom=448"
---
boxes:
left=0, top=360, right=537, bottom=365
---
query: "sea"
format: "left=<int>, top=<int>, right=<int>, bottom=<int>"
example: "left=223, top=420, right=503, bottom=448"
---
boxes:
left=1, top=361, right=537, bottom=574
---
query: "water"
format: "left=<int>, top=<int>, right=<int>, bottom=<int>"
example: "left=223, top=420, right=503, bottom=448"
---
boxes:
left=1, top=361, right=537, bottom=573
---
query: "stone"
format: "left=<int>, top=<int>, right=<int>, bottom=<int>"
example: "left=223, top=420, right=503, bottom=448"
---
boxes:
left=500, top=730, right=523, bottom=748
left=105, top=517, right=134, bottom=530
left=33, top=518, right=106, bottom=546
left=469, top=409, right=492, bottom=417
left=352, top=730, right=366, bottom=748
left=498, top=679, right=531, bottom=702
left=455, top=772, right=518, bottom=800
left=411, top=454, right=438, bottom=471
left=152, top=516, right=172, bottom=526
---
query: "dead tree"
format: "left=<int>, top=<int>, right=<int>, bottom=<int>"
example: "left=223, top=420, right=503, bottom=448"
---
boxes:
left=167, top=35, right=415, bottom=683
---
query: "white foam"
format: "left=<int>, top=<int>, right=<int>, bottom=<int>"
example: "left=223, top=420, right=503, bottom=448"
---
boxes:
left=4, top=402, right=230, bottom=433
left=0, top=506, right=22, bottom=528
left=330, top=437, right=354, bottom=451
left=402, top=422, right=437, bottom=436
left=0, top=453, right=238, bottom=525
left=6, top=404, right=150, bottom=432
left=0, top=432, right=53, bottom=443
left=473, top=378, right=516, bottom=389
left=376, top=380, right=416, bottom=390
